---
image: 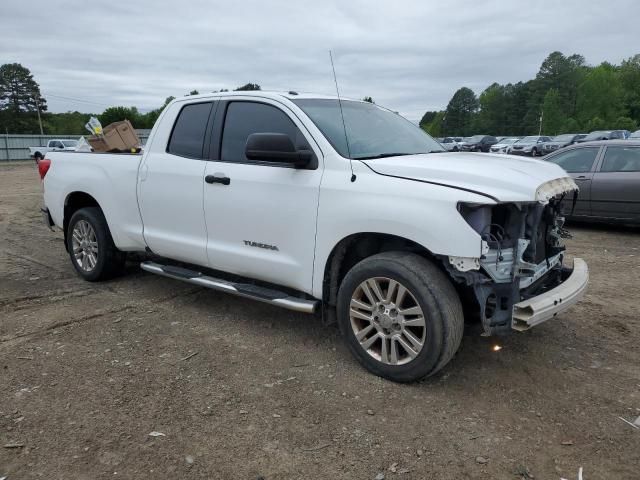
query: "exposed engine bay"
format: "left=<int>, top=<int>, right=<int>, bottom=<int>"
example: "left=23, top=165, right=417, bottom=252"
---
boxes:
left=446, top=187, right=578, bottom=335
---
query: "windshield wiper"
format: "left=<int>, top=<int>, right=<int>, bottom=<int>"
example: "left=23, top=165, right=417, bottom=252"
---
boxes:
left=353, top=153, right=416, bottom=160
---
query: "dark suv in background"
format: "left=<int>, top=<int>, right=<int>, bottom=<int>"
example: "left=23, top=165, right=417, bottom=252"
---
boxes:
left=542, top=133, right=586, bottom=155
left=459, top=135, right=498, bottom=152
left=576, top=130, right=630, bottom=142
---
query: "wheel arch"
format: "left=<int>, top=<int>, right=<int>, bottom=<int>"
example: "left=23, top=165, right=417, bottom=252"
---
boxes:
left=321, top=232, right=440, bottom=312
left=63, top=191, right=103, bottom=251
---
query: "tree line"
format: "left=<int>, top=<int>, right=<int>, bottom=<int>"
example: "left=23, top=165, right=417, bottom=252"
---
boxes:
left=0, top=63, right=263, bottom=135
left=420, top=51, right=640, bottom=137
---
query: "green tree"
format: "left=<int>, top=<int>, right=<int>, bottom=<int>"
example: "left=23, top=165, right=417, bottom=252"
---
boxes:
left=620, top=54, right=640, bottom=124
left=501, top=82, right=531, bottom=135
left=234, top=83, right=261, bottom=91
left=188, top=90, right=199, bottom=96
left=561, top=117, right=581, bottom=133
left=0, top=63, right=47, bottom=133
left=534, top=52, right=586, bottom=116
left=362, top=96, right=374, bottom=103
left=541, top=88, right=566, bottom=135
left=474, top=83, right=509, bottom=135
left=612, top=116, right=637, bottom=131
left=576, top=63, right=625, bottom=126
left=585, top=116, right=606, bottom=132
left=443, top=87, right=478, bottom=136
left=99, top=106, right=141, bottom=128
left=419, top=111, right=438, bottom=129
left=44, top=111, right=95, bottom=135
left=423, top=111, right=445, bottom=137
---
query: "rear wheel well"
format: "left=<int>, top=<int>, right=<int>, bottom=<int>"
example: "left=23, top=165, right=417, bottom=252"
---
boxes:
left=63, top=192, right=101, bottom=249
left=322, top=233, right=438, bottom=311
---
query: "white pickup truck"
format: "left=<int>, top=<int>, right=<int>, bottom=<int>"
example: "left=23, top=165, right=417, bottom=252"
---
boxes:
left=30, top=138, right=79, bottom=161
left=40, top=91, right=589, bottom=382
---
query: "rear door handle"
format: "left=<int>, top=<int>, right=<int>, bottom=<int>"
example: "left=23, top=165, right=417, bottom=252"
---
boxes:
left=574, top=176, right=590, bottom=181
left=205, top=174, right=230, bottom=185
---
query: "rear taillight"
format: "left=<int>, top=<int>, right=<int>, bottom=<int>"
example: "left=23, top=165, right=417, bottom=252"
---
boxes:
left=38, top=158, right=51, bottom=180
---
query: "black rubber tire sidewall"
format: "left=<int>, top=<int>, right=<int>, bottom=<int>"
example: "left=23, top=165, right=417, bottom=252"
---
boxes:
left=66, top=207, right=124, bottom=281
left=337, top=252, right=463, bottom=383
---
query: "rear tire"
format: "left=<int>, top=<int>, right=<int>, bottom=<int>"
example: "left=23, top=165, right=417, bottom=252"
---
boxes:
left=66, top=207, right=125, bottom=281
left=336, top=252, right=464, bottom=382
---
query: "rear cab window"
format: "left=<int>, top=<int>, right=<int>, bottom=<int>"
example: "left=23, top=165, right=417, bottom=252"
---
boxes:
left=167, top=102, right=215, bottom=159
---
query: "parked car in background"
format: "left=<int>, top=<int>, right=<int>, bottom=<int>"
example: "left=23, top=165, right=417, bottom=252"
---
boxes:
left=544, top=140, right=640, bottom=224
left=576, top=130, right=630, bottom=143
left=629, top=130, right=640, bottom=140
left=490, top=137, right=520, bottom=154
left=541, top=133, right=586, bottom=155
left=29, top=139, right=80, bottom=161
left=510, top=136, right=552, bottom=157
left=439, top=137, right=461, bottom=151
left=459, top=135, right=498, bottom=152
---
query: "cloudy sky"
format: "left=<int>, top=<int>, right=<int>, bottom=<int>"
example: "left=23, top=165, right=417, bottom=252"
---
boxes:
left=2, top=0, right=639, bottom=121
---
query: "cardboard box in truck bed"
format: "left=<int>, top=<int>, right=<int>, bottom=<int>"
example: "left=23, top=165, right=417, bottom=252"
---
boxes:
left=87, top=120, right=140, bottom=152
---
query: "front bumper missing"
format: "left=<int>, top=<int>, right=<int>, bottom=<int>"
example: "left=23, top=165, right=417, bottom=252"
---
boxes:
left=512, top=258, right=588, bottom=331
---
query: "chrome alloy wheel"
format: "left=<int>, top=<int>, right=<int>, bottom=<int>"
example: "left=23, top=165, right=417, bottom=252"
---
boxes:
left=349, top=277, right=426, bottom=366
left=71, top=220, right=98, bottom=272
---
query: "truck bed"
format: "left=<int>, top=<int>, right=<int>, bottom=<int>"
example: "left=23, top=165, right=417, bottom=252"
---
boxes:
left=43, top=150, right=146, bottom=251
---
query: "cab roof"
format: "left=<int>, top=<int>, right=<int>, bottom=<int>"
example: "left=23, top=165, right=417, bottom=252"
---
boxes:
left=178, top=90, right=360, bottom=102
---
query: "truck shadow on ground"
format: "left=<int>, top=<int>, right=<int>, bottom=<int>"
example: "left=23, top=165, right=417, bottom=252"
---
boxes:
left=135, top=268, right=553, bottom=391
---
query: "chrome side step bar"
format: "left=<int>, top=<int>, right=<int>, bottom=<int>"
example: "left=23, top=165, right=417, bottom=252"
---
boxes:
left=140, top=261, right=319, bottom=314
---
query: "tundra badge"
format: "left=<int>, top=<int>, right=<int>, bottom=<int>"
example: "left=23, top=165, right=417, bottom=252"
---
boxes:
left=243, top=240, right=279, bottom=251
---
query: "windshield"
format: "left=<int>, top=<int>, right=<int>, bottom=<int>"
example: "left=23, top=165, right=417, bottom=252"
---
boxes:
left=61, top=140, right=78, bottom=147
left=500, top=137, right=519, bottom=145
left=552, top=134, right=574, bottom=142
left=292, top=99, right=444, bottom=159
left=463, top=135, right=484, bottom=142
left=517, top=136, right=539, bottom=143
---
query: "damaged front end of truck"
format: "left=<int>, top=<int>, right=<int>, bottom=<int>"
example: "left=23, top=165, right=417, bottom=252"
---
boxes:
left=444, top=178, right=589, bottom=335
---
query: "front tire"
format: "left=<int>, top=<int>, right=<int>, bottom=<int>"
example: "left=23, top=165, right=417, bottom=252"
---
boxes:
left=531, top=148, right=538, bottom=157
left=67, top=207, right=125, bottom=281
left=336, top=252, right=464, bottom=382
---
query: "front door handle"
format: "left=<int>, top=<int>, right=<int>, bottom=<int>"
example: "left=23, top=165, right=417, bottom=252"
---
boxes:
left=205, top=174, right=230, bottom=185
left=574, top=175, right=590, bottom=181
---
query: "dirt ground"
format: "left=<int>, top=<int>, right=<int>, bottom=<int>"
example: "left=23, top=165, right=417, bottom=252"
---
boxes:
left=1, top=161, right=639, bottom=480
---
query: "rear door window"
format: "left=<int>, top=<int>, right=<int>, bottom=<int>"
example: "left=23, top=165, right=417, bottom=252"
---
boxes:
left=547, top=148, right=599, bottom=173
left=167, top=102, right=214, bottom=159
left=601, top=146, right=640, bottom=172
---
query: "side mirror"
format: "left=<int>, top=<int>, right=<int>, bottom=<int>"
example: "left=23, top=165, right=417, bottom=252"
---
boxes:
left=245, top=133, right=313, bottom=168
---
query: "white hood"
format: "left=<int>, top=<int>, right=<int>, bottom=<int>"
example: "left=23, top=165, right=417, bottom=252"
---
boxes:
left=362, top=152, right=577, bottom=203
